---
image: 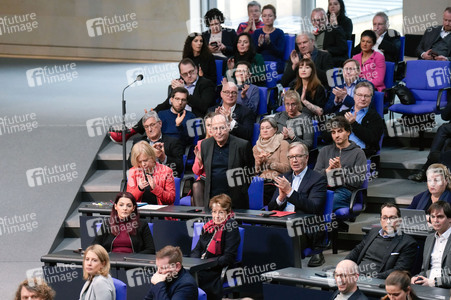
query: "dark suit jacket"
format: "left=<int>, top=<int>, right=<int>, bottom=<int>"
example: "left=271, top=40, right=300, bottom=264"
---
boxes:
left=322, top=26, right=348, bottom=67
left=345, top=228, right=418, bottom=279
left=281, top=48, right=334, bottom=88
left=330, top=288, right=368, bottom=300
left=144, top=268, right=198, bottom=300
left=418, top=231, right=451, bottom=288
left=338, top=107, right=385, bottom=157
left=201, top=135, right=253, bottom=209
left=416, top=26, right=451, bottom=60
left=324, top=78, right=375, bottom=114
left=268, top=168, right=327, bottom=214
left=202, top=28, right=237, bottom=57
left=154, top=76, right=217, bottom=118
left=208, top=103, right=255, bottom=141
left=132, top=134, right=185, bottom=177
left=409, top=189, right=451, bottom=211
left=352, top=30, right=401, bottom=62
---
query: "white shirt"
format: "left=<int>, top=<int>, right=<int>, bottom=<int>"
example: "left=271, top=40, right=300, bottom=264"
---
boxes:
left=334, top=292, right=353, bottom=300
left=373, top=31, right=386, bottom=51
left=441, top=27, right=450, bottom=39
left=429, top=226, right=451, bottom=280
left=276, top=167, right=308, bottom=212
left=183, top=77, right=199, bottom=111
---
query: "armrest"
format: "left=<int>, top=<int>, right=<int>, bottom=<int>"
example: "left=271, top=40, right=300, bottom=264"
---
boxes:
left=437, top=87, right=451, bottom=111
left=348, top=187, right=367, bottom=215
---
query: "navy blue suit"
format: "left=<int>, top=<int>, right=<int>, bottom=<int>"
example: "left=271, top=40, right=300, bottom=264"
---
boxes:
left=408, top=189, right=451, bottom=211
left=144, top=268, right=198, bottom=300
left=208, top=103, right=255, bottom=141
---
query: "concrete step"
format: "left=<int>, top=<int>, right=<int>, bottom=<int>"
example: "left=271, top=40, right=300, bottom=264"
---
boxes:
left=96, top=139, right=133, bottom=170
left=379, top=146, right=427, bottom=178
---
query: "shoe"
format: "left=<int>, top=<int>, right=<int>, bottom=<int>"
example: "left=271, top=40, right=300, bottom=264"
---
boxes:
left=408, top=170, right=426, bottom=182
left=308, top=253, right=325, bottom=267
left=109, top=128, right=136, bottom=144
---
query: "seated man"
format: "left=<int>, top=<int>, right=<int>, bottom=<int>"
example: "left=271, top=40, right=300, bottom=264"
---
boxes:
left=352, top=12, right=401, bottom=63
left=109, top=58, right=216, bottom=144
left=144, top=245, right=198, bottom=300
left=208, top=81, right=255, bottom=141
left=346, top=203, right=418, bottom=279
left=314, top=116, right=367, bottom=211
left=338, top=81, right=384, bottom=158
left=330, top=260, right=369, bottom=300
left=417, top=7, right=451, bottom=61
left=411, top=201, right=451, bottom=288
left=158, top=87, right=196, bottom=147
left=236, top=1, right=264, bottom=34
left=324, top=59, right=375, bottom=114
left=198, top=114, right=253, bottom=209
left=225, top=61, right=260, bottom=113
left=311, top=8, right=348, bottom=67
left=131, top=111, right=184, bottom=177
left=268, top=142, right=327, bottom=266
left=281, top=31, right=334, bottom=88
left=15, top=278, right=55, bottom=300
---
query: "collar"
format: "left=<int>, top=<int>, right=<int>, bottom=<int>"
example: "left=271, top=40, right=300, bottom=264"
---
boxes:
left=442, top=26, right=451, bottom=33
left=351, top=106, right=369, bottom=114
left=148, top=134, right=163, bottom=143
left=436, top=225, right=451, bottom=239
left=222, top=103, right=237, bottom=114
left=378, top=228, right=400, bottom=238
left=185, top=77, right=199, bottom=89
left=170, top=107, right=185, bottom=115
left=292, top=167, right=308, bottom=179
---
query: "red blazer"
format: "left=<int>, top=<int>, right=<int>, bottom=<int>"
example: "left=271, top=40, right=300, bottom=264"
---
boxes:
left=127, top=163, right=175, bottom=204
left=192, top=139, right=205, bottom=177
left=353, top=51, right=386, bottom=92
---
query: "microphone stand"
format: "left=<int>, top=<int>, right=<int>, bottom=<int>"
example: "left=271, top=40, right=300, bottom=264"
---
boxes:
left=120, top=75, right=143, bottom=192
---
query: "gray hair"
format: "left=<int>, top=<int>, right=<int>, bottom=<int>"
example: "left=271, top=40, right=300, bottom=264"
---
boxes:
left=259, top=117, right=278, bottom=130
left=355, top=81, right=374, bottom=96
left=297, top=31, right=315, bottom=42
left=288, top=142, right=309, bottom=155
left=311, top=8, right=326, bottom=17
left=248, top=1, right=261, bottom=10
left=374, top=12, right=389, bottom=25
left=142, top=111, right=160, bottom=124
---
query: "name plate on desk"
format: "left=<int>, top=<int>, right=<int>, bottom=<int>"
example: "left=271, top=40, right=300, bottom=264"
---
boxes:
left=139, top=204, right=167, bottom=210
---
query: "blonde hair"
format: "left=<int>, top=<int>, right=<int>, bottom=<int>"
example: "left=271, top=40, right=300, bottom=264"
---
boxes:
left=130, top=141, right=157, bottom=168
left=427, top=163, right=451, bottom=190
left=83, top=244, right=111, bottom=280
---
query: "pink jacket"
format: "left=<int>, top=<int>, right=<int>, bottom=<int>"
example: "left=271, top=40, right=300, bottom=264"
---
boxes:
left=127, top=163, right=175, bottom=204
left=352, top=51, right=386, bottom=92
left=192, top=139, right=205, bottom=177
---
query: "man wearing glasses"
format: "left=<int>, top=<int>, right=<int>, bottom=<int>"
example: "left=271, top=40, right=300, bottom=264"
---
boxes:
left=345, top=203, right=418, bottom=279
left=338, top=81, right=384, bottom=158
left=198, top=113, right=253, bottom=209
left=157, top=87, right=197, bottom=147
left=268, top=142, right=327, bottom=266
left=330, top=259, right=368, bottom=300
left=208, top=81, right=255, bottom=141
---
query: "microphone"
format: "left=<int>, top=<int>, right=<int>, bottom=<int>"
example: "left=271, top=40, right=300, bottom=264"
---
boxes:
left=136, top=74, right=144, bottom=81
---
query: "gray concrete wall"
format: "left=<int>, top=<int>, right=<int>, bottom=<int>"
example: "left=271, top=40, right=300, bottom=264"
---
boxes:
left=403, top=0, right=451, bottom=34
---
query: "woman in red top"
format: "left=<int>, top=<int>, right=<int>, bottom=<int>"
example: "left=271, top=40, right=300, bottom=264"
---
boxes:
left=127, top=141, right=175, bottom=204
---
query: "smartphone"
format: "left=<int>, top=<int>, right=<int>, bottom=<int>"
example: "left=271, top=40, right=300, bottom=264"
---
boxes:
left=210, top=41, right=218, bottom=47
left=430, top=50, right=439, bottom=58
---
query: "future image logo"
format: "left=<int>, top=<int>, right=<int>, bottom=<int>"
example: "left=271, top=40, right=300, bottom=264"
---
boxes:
left=25, top=63, right=78, bottom=87
left=186, top=118, right=205, bottom=138
left=426, top=66, right=450, bottom=87
left=0, top=13, right=38, bottom=35
left=86, top=13, right=138, bottom=37
left=326, top=68, right=343, bottom=87
left=26, top=163, right=78, bottom=188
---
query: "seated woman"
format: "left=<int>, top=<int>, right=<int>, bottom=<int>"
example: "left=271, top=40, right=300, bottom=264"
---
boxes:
left=327, top=0, right=353, bottom=40
left=127, top=141, right=175, bottom=204
left=352, top=30, right=386, bottom=92
left=225, top=61, right=260, bottom=113
left=182, top=32, right=217, bottom=84
left=192, top=112, right=215, bottom=206
left=202, top=8, right=237, bottom=60
left=253, top=117, right=290, bottom=204
left=79, top=244, right=115, bottom=300
left=252, top=4, right=285, bottom=73
left=291, top=58, right=327, bottom=117
left=226, top=32, right=266, bottom=86
left=191, top=194, right=240, bottom=300
left=93, top=192, right=155, bottom=254
left=273, top=90, right=314, bottom=148
left=382, top=270, right=419, bottom=300
left=408, top=163, right=451, bottom=211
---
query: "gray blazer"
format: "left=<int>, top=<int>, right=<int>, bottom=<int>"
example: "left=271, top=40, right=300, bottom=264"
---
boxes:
left=79, top=274, right=116, bottom=300
left=418, top=232, right=451, bottom=288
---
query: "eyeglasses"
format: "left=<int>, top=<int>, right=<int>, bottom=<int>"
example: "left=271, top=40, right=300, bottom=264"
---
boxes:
left=287, top=154, right=307, bottom=160
left=222, top=90, right=238, bottom=96
left=144, top=123, right=159, bottom=130
left=212, top=126, right=228, bottom=132
left=180, top=69, right=195, bottom=77
left=343, top=67, right=357, bottom=72
left=354, top=93, right=372, bottom=99
left=381, top=216, right=398, bottom=222
left=284, top=102, right=297, bottom=107
left=172, top=97, right=187, bottom=103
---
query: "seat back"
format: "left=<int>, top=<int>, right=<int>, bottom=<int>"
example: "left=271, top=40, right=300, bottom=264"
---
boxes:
left=251, top=123, right=260, bottom=147
left=215, top=60, right=223, bottom=86
left=284, top=34, right=296, bottom=61
left=248, top=176, right=264, bottom=209
left=311, top=119, right=319, bottom=149
left=148, top=223, right=154, bottom=236
left=384, top=62, right=395, bottom=90
left=264, top=61, right=279, bottom=88
left=399, top=36, right=405, bottom=61
left=373, top=91, right=384, bottom=117
left=112, top=278, right=127, bottom=300
left=198, top=287, right=207, bottom=300
left=257, top=86, right=268, bottom=117
left=324, top=190, right=334, bottom=223
left=347, top=40, right=353, bottom=58
left=174, top=177, right=181, bottom=205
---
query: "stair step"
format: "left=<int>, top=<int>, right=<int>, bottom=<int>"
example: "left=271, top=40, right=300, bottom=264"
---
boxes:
left=82, top=170, right=122, bottom=192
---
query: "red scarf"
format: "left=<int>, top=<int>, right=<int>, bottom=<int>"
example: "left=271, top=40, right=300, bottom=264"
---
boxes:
left=203, top=212, right=234, bottom=256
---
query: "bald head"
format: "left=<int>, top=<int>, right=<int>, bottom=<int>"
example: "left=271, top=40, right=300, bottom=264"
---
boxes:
left=334, top=260, right=359, bottom=294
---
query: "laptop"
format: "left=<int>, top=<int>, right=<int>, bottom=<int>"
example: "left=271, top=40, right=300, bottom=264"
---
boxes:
left=399, top=208, right=434, bottom=233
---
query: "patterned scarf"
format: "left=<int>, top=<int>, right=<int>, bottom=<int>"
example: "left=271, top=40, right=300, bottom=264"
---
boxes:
left=202, top=212, right=235, bottom=256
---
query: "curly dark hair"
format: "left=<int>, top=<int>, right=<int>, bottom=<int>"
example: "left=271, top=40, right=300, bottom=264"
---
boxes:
left=204, top=8, right=225, bottom=27
left=233, top=32, right=256, bottom=63
left=182, top=33, right=212, bottom=61
left=15, top=278, right=55, bottom=300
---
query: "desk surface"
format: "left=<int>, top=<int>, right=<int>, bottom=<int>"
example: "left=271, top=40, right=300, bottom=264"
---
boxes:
left=264, top=267, right=449, bottom=300
left=79, top=203, right=314, bottom=226
left=41, top=250, right=217, bottom=272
